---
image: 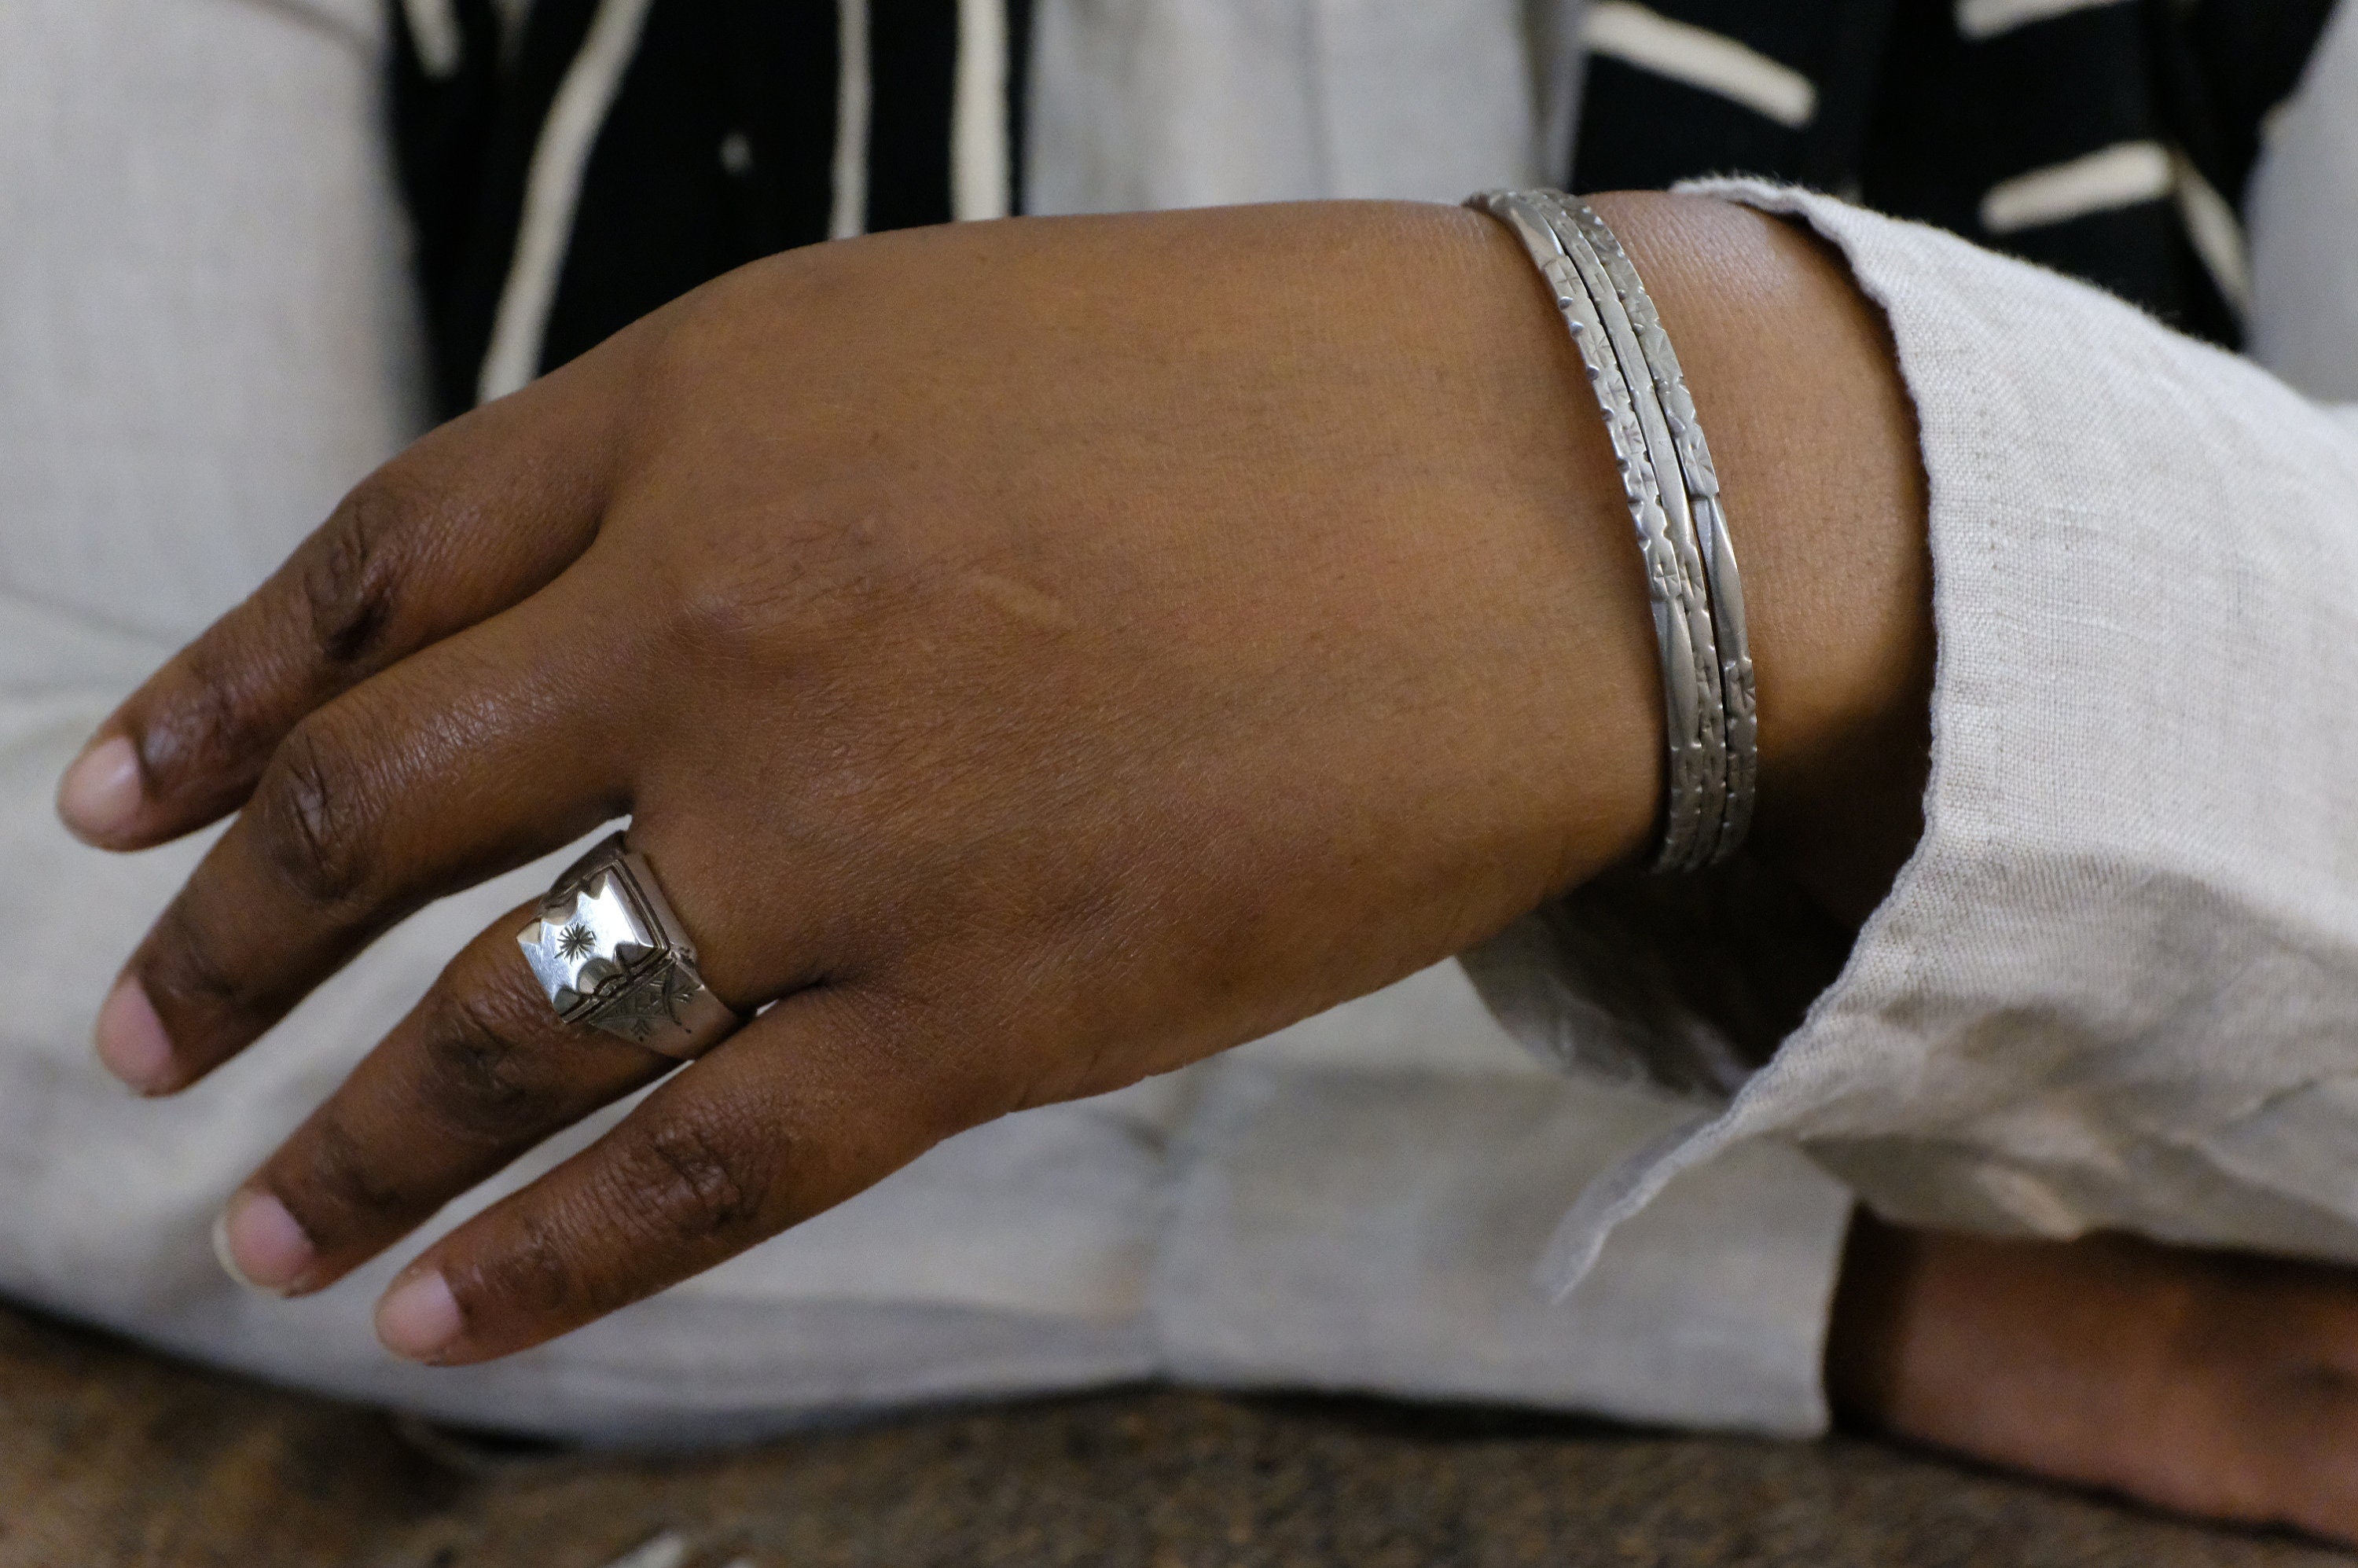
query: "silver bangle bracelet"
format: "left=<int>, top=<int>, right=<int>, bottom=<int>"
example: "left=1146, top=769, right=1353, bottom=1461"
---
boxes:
left=1549, top=194, right=1759, bottom=859
left=1537, top=193, right=1733, bottom=862
left=1468, top=189, right=1759, bottom=872
left=1470, top=189, right=1714, bottom=870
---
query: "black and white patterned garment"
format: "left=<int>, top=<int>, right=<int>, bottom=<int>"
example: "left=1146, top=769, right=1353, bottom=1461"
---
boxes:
left=391, top=0, right=2338, bottom=419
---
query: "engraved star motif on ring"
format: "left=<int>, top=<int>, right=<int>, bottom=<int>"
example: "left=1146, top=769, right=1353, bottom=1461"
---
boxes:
left=557, top=922, right=597, bottom=961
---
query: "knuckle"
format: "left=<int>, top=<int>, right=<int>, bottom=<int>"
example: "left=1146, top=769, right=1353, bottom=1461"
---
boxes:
left=656, top=553, right=807, bottom=669
left=129, top=471, right=424, bottom=807
left=294, top=1111, right=410, bottom=1224
left=470, top=1210, right=586, bottom=1318
left=413, top=982, right=569, bottom=1144
left=142, top=894, right=256, bottom=1018
left=135, top=633, right=274, bottom=799
left=609, top=1115, right=773, bottom=1246
left=303, top=476, right=415, bottom=669
left=249, top=719, right=380, bottom=910
left=654, top=510, right=933, bottom=671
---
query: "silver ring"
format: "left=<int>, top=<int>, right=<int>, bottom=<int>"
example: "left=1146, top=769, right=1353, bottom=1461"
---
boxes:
left=517, top=832, right=743, bottom=1059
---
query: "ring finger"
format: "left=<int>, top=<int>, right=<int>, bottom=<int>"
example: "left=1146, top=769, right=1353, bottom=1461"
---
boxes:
left=215, top=899, right=681, bottom=1294
left=217, top=819, right=807, bottom=1297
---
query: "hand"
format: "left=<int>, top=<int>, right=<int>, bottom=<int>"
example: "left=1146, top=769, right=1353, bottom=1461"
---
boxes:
left=58, top=196, right=1927, bottom=1364
left=1830, top=1214, right=2358, bottom=1544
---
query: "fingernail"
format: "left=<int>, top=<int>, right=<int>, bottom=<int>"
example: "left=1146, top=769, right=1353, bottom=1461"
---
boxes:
left=214, top=1189, right=315, bottom=1295
left=376, top=1271, right=462, bottom=1363
left=94, top=976, right=174, bottom=1093
left=57, top=734, right=143, bottom=843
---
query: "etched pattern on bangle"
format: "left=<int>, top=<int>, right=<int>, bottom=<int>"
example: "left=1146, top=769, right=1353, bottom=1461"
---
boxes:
left=1534, top=194, right=1731, bottom=865
left=1471, top=190, right=1713, bottom=872
left=1555, top=196, right=1759, bottom=861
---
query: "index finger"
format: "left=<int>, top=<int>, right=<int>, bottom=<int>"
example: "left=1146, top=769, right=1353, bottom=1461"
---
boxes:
left=56, top=354, right=628, bottom=852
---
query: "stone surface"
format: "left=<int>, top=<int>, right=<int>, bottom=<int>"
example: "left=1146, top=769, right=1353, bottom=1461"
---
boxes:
left=0, top=1301, right=2345, bottom=1568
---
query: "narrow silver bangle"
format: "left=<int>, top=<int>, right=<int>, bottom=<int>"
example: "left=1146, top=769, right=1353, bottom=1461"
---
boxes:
left=1533, top=193, right=1732, bottom=861
left=1550, top=196, right=1759, bottom=860
left=1469, top=189, right=1759, bottom=871
left=1471, top=189, right=1714, bottom=871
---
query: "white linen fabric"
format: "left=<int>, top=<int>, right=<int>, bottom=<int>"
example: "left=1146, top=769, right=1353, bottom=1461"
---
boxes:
left=2250, top=0, right=2358, bottom=403
left=1501, top=163, right=2358, bottom=1297
left=0, top=0, right=2349, bottom=1446
left=1486, top=0, right=2358, bottom=1293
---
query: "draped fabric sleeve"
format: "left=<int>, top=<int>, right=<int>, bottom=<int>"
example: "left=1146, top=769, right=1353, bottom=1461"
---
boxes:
left=1467, top=133, right=2358, bottom=1298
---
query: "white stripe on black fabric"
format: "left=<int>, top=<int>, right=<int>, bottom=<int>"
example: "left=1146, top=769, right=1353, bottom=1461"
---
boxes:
left=1956, top=0, right=2132, bottom=43
left=1980, top=139, right=2173, bottom=234
left=1582, top=2, right=1818, bottom=130
left=952, top=0, right=1012, bottom=221
left=2172, top=150, right=2253, bottom=317
left=831, top=0, right=873, bottom=240
left=401, top=0, right=463, bottom=77
left=478, top=0, right=656, bottom=404
left=384, top=0, right=2331, bottom=412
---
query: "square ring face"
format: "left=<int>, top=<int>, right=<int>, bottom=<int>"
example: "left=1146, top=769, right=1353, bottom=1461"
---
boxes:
left=518, top=869, right=659, bottom=1014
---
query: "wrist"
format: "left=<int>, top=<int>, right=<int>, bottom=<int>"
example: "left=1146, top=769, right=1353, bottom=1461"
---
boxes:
left=1578, top=193, right=1933, bottom=920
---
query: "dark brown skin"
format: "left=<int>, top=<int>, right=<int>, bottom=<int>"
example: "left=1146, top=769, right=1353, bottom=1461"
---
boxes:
left=80, top=190, right=2358, bottom=1544
left=1831, top=1216, right=2358, bottom=1547
left=59, top=193, right=1931, bottom=1361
